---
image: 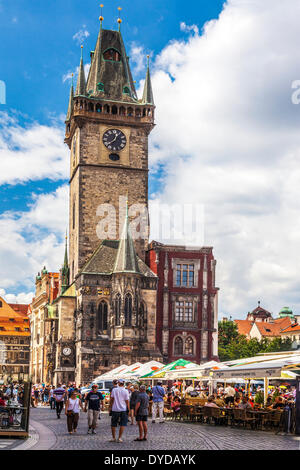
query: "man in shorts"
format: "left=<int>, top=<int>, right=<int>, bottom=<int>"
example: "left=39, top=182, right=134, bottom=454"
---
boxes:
left=134, top=385, right=149, bottom=441
left=109, top=379, right=129, bottom=443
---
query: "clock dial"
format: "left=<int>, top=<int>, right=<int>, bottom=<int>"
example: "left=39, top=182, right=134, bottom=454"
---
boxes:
left=63, top=347, right=72, bottom=357
left=103, top=129, right=127, bottom=152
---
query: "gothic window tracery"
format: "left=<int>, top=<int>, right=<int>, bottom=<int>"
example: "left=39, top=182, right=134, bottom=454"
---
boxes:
left=97, top=300, right=108, bottom=334
left=124, top=294, right=132, bottom=327
left=115, top=294, right=121, bottom=326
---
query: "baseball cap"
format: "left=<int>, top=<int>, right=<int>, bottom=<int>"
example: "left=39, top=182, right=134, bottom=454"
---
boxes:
left=118, top=379, right=125, bottom=384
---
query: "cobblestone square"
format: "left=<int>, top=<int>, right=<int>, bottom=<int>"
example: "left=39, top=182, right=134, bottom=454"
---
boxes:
left=3, top=407, right=300, bottom=451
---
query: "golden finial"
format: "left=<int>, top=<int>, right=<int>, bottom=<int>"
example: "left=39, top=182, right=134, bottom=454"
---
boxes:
left=117, top=6, right=122, bottom=30
left=99, top=4, right=104, bottom=24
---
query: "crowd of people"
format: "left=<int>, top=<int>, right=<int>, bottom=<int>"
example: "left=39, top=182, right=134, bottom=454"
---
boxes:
left=0, top=379, right=296, bottom=439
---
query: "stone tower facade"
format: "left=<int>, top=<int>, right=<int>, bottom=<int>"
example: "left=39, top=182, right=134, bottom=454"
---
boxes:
left=63, top=23, right=161, bottom=384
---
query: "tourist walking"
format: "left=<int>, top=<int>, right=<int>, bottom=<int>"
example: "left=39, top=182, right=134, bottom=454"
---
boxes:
left=152, top=381, right=165, bottom=423
left=109, top=379, right=130, bottom=443
left=84, top=384, right=104, bottom=434
left=134, top=385, right=149, bottom=441
left=53, top=383, right=66, bottom=419
left=65, top=390, right=83, bottom=434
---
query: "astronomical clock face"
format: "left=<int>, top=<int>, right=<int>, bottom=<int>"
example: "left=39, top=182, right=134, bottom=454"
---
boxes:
left=103, top=129, right=127, bottom=152
left=63, top=347, right=72, bottom=357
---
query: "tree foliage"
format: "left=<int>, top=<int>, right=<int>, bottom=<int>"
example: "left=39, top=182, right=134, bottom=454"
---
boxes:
left=218, top=320, right=293, bottom=362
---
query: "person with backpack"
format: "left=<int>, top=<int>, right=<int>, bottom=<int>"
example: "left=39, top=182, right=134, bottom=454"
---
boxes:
left=151, top=381, right=165, bottom=424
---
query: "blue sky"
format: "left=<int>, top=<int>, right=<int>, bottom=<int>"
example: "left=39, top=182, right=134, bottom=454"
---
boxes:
left=1, top=0, right=300, bottom=318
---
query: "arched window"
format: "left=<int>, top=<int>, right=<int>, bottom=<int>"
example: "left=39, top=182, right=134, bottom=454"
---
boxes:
left=124, top=294, right=132, bottom=327
left=103, top=48, right=121, bottom=62
left=0, top=301, right=2, bottom=308
left=174, top=336, right=183, bottom=356
left=96, top=103, right=102, bottom=113
left=97, top=301, right=108, bottom=333
left=123, top=86, right=130, bottom=95
left=185, top=337, right=194, bottom=356
left=104, top=104, right=110, bottom=114
left=115, top=294, right=121, bottom=327
left=112, top=105, right=118, bottom=115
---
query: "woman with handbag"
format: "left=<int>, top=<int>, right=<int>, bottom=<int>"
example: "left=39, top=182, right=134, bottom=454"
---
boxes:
left=65, top=390, right=83, bottom=435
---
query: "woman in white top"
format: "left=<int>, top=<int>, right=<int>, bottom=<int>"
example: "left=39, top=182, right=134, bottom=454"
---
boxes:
left=65, top=390, right=83, bottom=434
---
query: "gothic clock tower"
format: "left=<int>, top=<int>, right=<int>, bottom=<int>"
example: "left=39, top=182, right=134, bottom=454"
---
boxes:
left=65, top=22, right=155, bottom=283
left=64, top=15, right=161, bottom=383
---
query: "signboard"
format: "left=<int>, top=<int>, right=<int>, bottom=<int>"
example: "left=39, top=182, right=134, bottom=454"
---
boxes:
left=213, top=367, right=282, bottom=379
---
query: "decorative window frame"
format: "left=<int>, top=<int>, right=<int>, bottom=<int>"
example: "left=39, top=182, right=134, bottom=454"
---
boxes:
left=171, top=258, right=200, bottom=288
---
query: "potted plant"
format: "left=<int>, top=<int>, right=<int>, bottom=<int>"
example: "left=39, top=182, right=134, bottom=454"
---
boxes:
left=254, top=390, right=264, bottom=408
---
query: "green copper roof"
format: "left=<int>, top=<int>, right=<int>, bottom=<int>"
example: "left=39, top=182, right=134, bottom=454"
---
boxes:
left=142, top=58, right=154, bottom=105
left=86, top=28, right=138, bottom=102
left=279, top=306, right=294, bottom=317
left=113, top=206, right=140, bottom=274
left=61, top=236, right=70, bottom=294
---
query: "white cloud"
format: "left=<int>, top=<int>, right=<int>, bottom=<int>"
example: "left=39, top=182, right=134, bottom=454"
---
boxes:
left=0, top=289, right=33, bottom=305
left=180, top=22, right=199, bottom=35
left=147, top=0, right=300, bottom=318
left=129, top=43, right=148, bottom=76
left=0, top=112, right=68, bottom=185
left=0, top=185, right=68, bottom=295
left=73, top=27, right=90, bottom=45
left=63, top=64, right=90, bottom=84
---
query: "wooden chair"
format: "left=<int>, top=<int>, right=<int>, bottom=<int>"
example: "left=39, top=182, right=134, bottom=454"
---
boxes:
left=268, top=410, right=283, bottom=430
left=202, top=406, right=213, bottom=424
left=210, top=407, right=226, bottom=426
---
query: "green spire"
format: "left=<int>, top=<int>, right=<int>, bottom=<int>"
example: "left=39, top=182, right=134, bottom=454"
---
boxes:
left=113, top=200, right=140, bottom=274
left=66, top=74, right=74, bottom=122
left=142, top=56, right=154, bottom=105
left=61, top=233, right=70, bottom=294
left=75, top=46, right=86, bottom=96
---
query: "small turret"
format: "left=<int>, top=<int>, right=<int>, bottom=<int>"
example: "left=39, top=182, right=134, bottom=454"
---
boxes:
left=66, top=74, right=74, bottom=122
left=142, top=55, right=154, bottom=105
left=75, top=46, right=86, bottom=97
left=61, top=234, right=70, bottom=294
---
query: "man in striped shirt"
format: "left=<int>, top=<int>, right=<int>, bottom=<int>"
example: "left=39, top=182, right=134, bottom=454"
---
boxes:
left=53, top=384, right=66, bottom=419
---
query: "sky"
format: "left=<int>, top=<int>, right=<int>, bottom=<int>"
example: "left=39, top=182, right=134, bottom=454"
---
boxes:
left=1, top=0, right=300, bottom=319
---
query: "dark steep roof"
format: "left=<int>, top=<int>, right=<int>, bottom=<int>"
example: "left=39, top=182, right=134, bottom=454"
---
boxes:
left=86, top=29, right=138, bottom=102
left=80, top=240, right=156, bottom=278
